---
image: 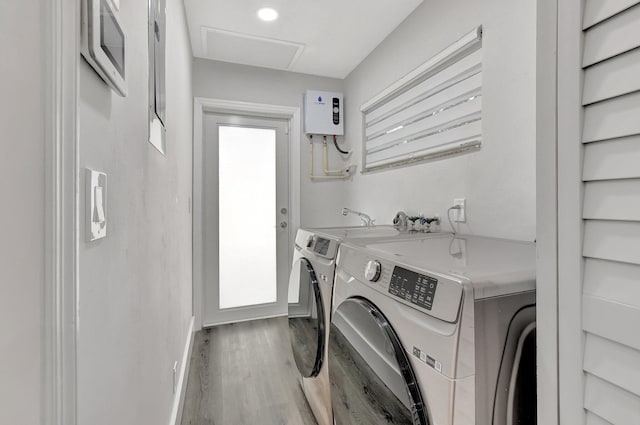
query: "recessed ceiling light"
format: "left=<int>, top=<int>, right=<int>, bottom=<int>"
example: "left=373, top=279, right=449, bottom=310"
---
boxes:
left=257, top=7, right=278, bottom=22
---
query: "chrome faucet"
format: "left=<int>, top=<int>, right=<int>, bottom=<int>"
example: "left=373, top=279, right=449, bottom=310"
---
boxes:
left=342, top=207, right=375, bottom=227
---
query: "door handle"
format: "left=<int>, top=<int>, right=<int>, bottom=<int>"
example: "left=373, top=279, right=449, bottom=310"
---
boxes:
left=280, top=221, right=288, bottom=229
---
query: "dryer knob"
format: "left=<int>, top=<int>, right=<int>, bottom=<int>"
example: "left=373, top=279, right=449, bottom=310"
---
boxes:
left=364, top=260, right=382, bottom=282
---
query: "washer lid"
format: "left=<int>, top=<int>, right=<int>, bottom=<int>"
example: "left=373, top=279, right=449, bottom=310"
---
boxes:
left=313, top=225, right=401, bottom=240
left=295, top=225, right=402, bottom=261
left=359, top=234, right=536, bottom=299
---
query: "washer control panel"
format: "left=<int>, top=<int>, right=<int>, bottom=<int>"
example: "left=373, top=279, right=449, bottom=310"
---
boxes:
left=364, top=260, right=381, bottom=282
left=389, top=266, right=438, bottom=311
left=336, top=244, right=463, bottom=323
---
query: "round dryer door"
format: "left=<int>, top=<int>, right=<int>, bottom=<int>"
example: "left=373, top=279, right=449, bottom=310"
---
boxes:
left=328, top=297, right=429, bottom=425
left=288, top=258, right=325, bottom=378
left=492, top=306, right=537, bottom=425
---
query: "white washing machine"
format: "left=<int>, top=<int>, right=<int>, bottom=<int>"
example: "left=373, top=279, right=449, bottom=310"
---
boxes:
left=328, top=234, right=537, bottom=425
left=287, top=225, right=416, bottom=425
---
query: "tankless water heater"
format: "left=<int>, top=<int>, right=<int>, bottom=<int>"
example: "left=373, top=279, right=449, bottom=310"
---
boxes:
left=304, top=90, right=344, bottom=136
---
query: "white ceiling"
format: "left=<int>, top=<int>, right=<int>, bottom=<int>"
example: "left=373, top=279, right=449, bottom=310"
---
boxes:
left=183, top=0, right=424, bottom=79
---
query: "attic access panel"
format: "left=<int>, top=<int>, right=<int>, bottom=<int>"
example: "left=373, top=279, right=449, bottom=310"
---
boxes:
left=201, top=27, right=305, bottom=71
left=361, top=26, right=483, bottom=172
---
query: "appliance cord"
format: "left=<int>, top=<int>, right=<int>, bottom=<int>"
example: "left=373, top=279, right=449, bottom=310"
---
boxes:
left=447, top=205, right=462, bottom=234
left=332, top=135, right=350, bottom=155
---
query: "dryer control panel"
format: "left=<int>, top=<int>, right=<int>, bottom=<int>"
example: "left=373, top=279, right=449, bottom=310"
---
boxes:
left=295, top=229, right=339, bottom=260
left=313, top=237, right=331, bottom=256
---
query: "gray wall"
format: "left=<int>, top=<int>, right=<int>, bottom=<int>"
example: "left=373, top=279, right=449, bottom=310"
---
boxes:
left=192, top=59, right=347, bottom=227
left=77, top=0, right=193, bottom=423
left=0, top=2, right=44, bottom=424
left=343, top=0, right=537, bottom=240
left=193, top=0, right=536, bottom=240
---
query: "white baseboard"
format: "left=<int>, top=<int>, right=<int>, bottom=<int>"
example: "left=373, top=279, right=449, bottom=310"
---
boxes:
left=203, top=312, right=287, bottom=328
left=169, top=315, right=195, bottom=425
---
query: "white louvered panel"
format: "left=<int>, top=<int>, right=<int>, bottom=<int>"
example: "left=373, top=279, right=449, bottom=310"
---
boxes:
left=362, top=27, right=482, bottom=113
left=583, top=136, right=640, bottom=181
left=366, top=110, right=481, bottom=154
left=583, top=48, right=640, bottom=105
left=583, top=91, right=640, bottom=143
left=586, top=412, right=613, bottom=425
left=362, top=27, right=482, bottom=172
left=365, top=98, right=481, bottom=153
left=584, top=258, right=640, bottom=305
left=583, top=4, right=640, bottom=67
left=583, top=295, right=640, bottom=351
left=583, top=220, right=640, bottom=265
left=580, top=3, right=640, bottom=423
left=364, top=50, right=483, bottom=125
left=583, top=180, right=640, bottom=220
left=366, top=121, right=481, bottom=165
left=584, top=333, right=640, bottom=397
left=365, top=73, right=482, bottom=139
left=584, top=374, right=640, bottom=424
left=366, top=138, right=480, bottom=169
left=366, top=136, right=480, bottom=169
left=583, top=0, right=640, bottom=29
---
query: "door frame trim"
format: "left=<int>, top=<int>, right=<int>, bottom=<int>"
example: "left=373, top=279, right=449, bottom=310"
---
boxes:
left=45, top=0, right=79, bottom=424
left=193, top=97, right=301, bottom=330
left=535, top=0, right=560, bottom=423
left=556, top=0, right=586, bottom=422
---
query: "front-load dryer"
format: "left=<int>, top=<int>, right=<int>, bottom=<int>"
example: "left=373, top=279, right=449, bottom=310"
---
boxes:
left=287, top=225, right=422, bottom=425
left=328, top=234, right=536, bottom=425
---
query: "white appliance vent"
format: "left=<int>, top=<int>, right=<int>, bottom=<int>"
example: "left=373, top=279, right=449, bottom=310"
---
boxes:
left=201, top=27, right=304, bottom=71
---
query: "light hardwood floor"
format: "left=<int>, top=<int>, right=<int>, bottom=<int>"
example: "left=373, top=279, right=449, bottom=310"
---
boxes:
left=180, top=317, right=318, bottom=425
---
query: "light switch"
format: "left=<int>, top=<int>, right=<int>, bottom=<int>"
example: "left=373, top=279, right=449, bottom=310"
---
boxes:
left=86, top=168, right=107, bottom=241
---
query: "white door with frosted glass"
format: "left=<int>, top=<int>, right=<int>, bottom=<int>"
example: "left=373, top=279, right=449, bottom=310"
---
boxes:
left=203, top=113, right=290, bottom=326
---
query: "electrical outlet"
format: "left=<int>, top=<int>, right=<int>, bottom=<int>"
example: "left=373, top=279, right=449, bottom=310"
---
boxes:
left=453, top=198, right=466, bottom=222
